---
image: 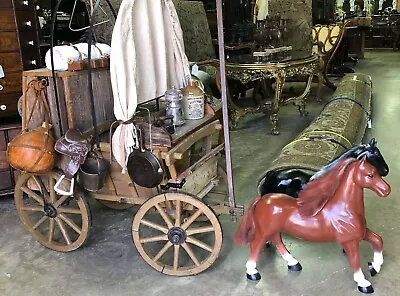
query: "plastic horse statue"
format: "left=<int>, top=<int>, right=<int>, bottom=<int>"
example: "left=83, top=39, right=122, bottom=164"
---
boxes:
left=235, top=157, right=391, bottom=294
left=258, top=138, right=389, bottom=198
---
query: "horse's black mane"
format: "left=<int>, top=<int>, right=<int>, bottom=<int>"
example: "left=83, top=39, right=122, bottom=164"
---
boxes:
left=258, top=138, right=388, bottom=198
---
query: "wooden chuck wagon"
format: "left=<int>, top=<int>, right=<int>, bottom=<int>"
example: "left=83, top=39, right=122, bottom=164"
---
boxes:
left=12, top=63, right=242, bottom=276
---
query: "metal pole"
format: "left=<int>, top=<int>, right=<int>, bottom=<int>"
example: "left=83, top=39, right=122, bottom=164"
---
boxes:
left=216, top=0, right=237, bottom=218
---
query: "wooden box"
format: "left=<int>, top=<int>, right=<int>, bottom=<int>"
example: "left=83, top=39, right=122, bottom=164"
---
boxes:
left=22, top=68, right=116, bottom=139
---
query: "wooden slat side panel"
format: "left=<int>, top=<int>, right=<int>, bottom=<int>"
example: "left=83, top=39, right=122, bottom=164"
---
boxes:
left=64, top=70, right=115, bottom=133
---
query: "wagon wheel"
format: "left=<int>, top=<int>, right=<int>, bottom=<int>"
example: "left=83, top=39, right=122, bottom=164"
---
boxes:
left=97, top=199, right=134, bottom=210
left=14, top=171, right=91, bottom=252
left=132, top=192, right=223, bottom=276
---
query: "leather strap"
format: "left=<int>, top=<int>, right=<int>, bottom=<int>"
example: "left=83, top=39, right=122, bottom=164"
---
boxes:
left=24, top=79, right=51, bottom=129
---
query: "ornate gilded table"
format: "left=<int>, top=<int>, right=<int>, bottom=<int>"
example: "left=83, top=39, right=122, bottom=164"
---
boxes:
left=216, top=51, right=319, bottom=135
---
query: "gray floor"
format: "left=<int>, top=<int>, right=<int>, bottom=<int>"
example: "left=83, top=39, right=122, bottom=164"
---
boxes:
left=1, top=50, right=399, bottom=296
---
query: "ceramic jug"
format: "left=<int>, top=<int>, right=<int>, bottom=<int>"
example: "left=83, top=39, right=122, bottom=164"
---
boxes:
left=181, top=80, right=205, bottom=120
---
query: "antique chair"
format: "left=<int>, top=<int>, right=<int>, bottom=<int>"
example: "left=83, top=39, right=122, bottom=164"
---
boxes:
left=312, top=21, right=350, bottom=101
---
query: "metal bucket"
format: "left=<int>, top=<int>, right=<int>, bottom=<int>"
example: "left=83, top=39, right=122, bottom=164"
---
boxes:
left=78, top=156, right=109, bottom=192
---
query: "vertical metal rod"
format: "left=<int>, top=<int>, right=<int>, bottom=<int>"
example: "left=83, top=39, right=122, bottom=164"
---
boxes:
left=216, top=0, right=236, bottom=216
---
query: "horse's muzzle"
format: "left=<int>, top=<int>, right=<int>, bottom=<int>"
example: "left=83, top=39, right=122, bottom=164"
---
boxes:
left=376, top=180, right=391, bottom=197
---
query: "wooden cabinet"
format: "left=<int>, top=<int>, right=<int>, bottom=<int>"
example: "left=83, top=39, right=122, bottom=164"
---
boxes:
left=0, top=119, right=21, bottom=196
left=0, top=0, right=41, bottom=119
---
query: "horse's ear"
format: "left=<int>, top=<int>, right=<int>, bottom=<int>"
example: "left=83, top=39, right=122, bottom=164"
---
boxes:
left=360, top=156, right=368, bottom=165
left=369, top=138, right=376, bottom=148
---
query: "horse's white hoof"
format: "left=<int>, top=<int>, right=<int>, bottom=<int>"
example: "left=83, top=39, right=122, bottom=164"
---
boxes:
left=247, top=272, right=261, bottom=281
left=358, top=285, right=374, bottom=294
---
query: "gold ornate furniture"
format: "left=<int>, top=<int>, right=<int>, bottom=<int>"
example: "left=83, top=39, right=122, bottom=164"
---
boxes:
left=312, top=21, right=350, bottom=101
left=216, top=51, right=319, bottom=135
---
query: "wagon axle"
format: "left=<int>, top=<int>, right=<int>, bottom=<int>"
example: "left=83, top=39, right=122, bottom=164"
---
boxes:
left=43, top=203, right=57, bottom=218
left=167, top=227, right=187, bottom=245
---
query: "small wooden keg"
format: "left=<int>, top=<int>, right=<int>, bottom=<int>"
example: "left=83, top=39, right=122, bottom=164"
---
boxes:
left=7, top=122, right=56, bottom=173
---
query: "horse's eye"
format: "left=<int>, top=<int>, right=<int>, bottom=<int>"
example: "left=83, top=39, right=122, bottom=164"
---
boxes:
left=367, top=173, right=373, bottom=178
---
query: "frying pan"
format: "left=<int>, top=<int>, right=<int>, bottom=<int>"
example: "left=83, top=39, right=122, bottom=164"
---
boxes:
left=127, top=126, right=164, bottom=188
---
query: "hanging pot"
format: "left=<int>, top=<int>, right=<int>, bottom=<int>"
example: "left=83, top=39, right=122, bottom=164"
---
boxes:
left=127, top=126, right=164, bottom=188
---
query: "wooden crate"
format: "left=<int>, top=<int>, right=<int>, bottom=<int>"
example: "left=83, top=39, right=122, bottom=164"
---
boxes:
left=22, top=68, right=115, bottom=139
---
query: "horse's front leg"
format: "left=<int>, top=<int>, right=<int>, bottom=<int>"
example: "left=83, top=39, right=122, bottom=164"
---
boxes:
left=342, top=240, right=374, bottom=294
left=364, top=228, right=384, bottom=276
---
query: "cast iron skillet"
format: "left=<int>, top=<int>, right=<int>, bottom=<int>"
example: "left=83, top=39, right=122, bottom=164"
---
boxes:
left=127, top=126, right=164, bottom=188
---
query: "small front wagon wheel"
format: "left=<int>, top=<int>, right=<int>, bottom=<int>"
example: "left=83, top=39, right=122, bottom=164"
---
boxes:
left=132, top=192, right=222, bottom=276
left=14, top=172, right=91, bottom=252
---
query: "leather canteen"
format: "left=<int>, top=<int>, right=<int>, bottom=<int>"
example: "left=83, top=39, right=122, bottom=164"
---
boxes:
left=7, top=122, right=56, bottom=173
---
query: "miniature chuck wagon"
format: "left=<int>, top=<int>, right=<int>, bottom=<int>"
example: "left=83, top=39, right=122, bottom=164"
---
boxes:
left=12, top=68, right=242, bottom=276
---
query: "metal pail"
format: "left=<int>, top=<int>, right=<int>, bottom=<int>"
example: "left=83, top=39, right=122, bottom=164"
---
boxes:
left=78, top=157, right=109, bottom=192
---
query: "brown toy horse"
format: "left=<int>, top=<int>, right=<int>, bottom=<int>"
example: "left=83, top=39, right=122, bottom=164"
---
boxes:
left=234, top=157, right=391, bottom=294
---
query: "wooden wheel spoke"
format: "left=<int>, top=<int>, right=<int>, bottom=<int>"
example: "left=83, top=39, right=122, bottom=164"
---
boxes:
left=175, top=200, right=181, bottom=227
left=186, top=236, right=213, bottom=253
left=140, top=219, right=169, bottom=234
left=33, top=216, right=48, bottom=230
left=186, top=226, right=215, bottom=236
left=21, top=186, right=44, bottom=206
left=59, top=213, right=82, bottom=235
left=48, top=218, right=55, bottom=243
left=49, top=177, right=56, bottom=203
left=181, top=209, right=203, bottom=230
left=20, top=206, right=44, bottom=212
left=154, top=203, right=173, bottom=228
left=173, top=244, right=180, bottom=270
left=54, top=195, right=70, bottom=208
left=32, top=176, right=50, bottom=202
left=58, top=207, right=82, bottom=214
left=182, top=242, right=200, bottom=266
left=55, top=218, right=72, bottom=245
left=153, top=241, right=172, bottom=262
left=139, top=234, right=168, bottom=244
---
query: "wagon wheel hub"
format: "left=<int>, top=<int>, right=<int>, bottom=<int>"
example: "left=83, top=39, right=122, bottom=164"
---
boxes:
left=167, top=227, right=186, bottom=245
left=43, top=203, right=57, bottom=218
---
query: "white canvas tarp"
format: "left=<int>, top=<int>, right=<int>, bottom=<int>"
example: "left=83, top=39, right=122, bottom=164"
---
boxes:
left=110, top=0, right=190, bottom=170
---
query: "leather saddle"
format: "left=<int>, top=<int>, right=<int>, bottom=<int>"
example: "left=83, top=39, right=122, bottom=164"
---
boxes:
left=54, top=129, right=93, bottom=195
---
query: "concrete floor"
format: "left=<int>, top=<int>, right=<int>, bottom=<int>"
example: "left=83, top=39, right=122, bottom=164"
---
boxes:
left=1, top=50, right=399, bottom=296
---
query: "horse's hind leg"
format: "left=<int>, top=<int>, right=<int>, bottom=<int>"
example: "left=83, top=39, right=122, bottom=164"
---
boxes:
left=342, top=240, right=374, bottom=294
left=270, top=233, right=302, bottom=271
left=246, top=234, right=266, bottom=281
left=364, top=228, right=384, bottom=276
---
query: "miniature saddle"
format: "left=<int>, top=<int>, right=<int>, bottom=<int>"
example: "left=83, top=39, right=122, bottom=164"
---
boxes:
left=54, top=128, right=93, bottom=195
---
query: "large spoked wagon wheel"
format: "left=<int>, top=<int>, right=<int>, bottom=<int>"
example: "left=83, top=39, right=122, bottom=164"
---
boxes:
left=14, top=171, right=91, bottom=252
left=132, top=192, right=223, bottom=276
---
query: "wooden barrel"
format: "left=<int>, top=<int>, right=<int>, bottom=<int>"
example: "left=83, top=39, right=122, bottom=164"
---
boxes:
left=7, top=123, right=56, bottom=173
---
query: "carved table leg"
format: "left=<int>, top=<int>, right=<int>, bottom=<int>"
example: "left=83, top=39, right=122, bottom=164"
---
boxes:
left=291, top=74, right=313, bottom=117
left=316, top=58, right=325, bottom=102
left=270, top=73, right=285, bottom=135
